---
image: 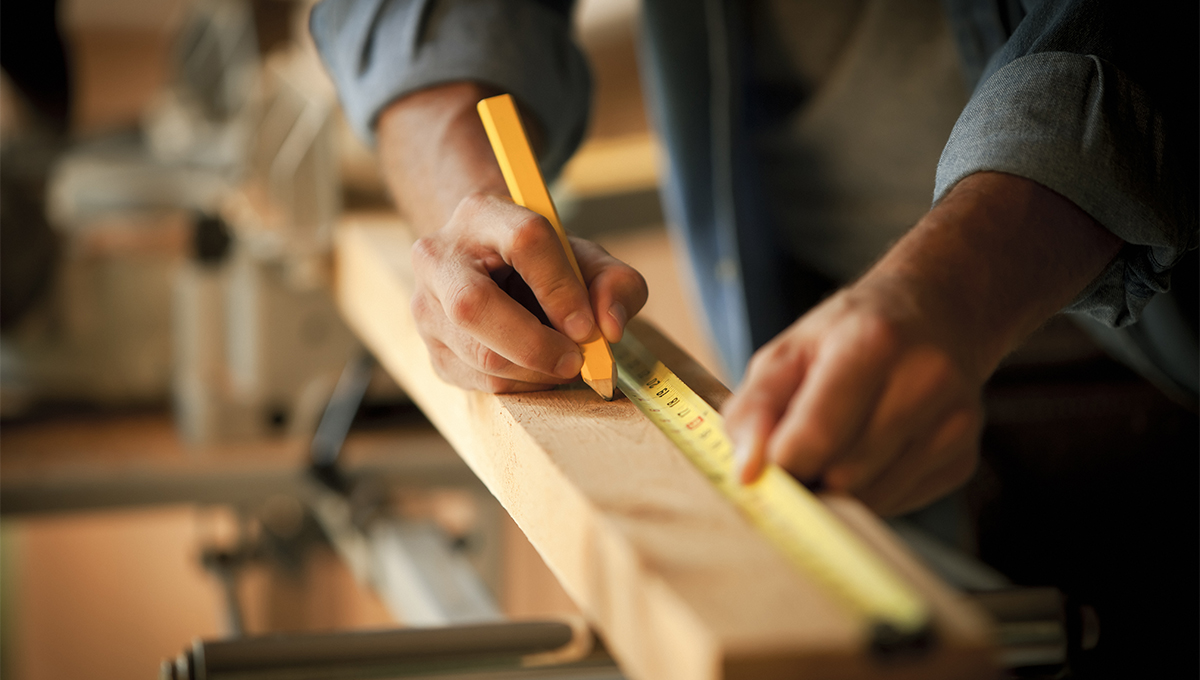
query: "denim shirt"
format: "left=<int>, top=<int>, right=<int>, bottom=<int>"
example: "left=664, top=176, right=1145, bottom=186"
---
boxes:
left=311, top=0, right=1197, bottom=379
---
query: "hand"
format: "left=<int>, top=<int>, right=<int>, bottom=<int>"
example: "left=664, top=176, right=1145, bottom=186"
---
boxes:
left=721, top=171, right=1123, bottom=516
left=723, top=279, right=984, bottom=516
left=410, top=192, right=647, bottom=393
left=374, top=83, right=647, bottom=394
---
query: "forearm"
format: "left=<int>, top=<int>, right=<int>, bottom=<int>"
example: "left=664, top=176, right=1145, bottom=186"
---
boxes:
left=866, top=171, right=1123, bottom=380
left=314, top=0, right=591, bottom=225
left=376, top=83, right=511, bottom=236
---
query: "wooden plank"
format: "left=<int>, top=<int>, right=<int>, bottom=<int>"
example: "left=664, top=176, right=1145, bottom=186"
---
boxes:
left=333, top=217, right=995, bottom=680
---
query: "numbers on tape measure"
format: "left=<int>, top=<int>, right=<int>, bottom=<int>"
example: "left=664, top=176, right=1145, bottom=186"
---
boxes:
left=612, top=334, right=932, bottom=646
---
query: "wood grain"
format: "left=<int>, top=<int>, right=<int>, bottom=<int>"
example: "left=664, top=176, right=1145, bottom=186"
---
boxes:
left=334, top=217, right=995, bottom=680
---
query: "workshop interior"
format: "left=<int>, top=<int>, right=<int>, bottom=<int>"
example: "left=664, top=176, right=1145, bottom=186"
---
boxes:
left=0, top=1, right=1196, bottom=679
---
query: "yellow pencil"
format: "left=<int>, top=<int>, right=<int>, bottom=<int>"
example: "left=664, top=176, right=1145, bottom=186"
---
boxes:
left=477, top=94, right=616, bottom=400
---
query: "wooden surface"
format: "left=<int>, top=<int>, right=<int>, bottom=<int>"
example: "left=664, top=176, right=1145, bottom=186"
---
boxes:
left=334, top=218, right=995, bottom=680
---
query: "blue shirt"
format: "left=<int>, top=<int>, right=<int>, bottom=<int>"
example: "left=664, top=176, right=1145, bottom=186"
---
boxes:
left=310, top=0, right=1197, bottom=379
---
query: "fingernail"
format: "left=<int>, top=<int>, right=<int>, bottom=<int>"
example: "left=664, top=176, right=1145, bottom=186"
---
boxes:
left=731, top=430, right=760, bottom=484
left=608, top=302, right=628, bottom=333
left=555, top=351, right=583, bottom=379
left=563, top=311, right=594, bottom=343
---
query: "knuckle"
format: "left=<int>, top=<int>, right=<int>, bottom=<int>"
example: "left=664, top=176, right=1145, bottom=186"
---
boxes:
left=444, top=282, right=488, bottom=328
left=410, top=236, right=438, bottom=271
left=474, top=344, right=511, bottom=374
left=510, top=214, right=554, bottom=253
left=858, top=313, right=901, bottom=353
left=514, top=346, right=549, bottom=373
left=538, top=276, right=582, bottom=307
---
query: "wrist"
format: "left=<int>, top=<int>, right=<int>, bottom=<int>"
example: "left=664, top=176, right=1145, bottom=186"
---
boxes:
left=857, top=171, right=1122, bottom=379
left=377, top=82, right=510, bottom=235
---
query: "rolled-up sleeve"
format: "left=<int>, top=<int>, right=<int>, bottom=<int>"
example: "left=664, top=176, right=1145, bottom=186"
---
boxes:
left=310, top=0, right=591, bottom=177
left=934, top=1, right=1198, bottom=327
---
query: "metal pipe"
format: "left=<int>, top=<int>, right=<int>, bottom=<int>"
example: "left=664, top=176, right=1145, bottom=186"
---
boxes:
left=161, top=620, right=598, bottom=680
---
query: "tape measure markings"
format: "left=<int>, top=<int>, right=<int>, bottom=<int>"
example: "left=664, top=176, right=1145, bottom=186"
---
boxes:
left=613, top=333, right=932, bottom=645
left=474, top=92, right=930, bottom=652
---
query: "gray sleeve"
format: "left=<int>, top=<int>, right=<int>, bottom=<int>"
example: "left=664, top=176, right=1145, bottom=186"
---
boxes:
left=309, top=0, right=591, bottom=178
left=933, top=1, right=1198, bottom=327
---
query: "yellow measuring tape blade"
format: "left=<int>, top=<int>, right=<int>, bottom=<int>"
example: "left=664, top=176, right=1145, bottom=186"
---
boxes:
left=613, top=333, right=932, bottom=647
left=476, top=92, right=929, bottom=649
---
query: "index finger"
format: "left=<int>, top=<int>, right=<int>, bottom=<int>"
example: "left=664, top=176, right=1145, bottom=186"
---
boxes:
left=765, top=315, right=898, bottom=483
left=476, top=198, right=598, bottom=345
left=723, top=336, right=812, bottom=483
left=423, top=245, right=584, bottom=380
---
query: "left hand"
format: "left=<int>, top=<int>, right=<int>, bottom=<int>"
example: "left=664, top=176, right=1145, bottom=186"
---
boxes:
left=722, top=171, right=1124, bottom=517
left=722, top=277, right=984, bottom=517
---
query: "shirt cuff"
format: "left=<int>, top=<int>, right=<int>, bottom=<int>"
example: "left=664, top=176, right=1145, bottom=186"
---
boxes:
left=310, top=0, right=591, bottom=178
left=934, top=51, right=1197, bottom=326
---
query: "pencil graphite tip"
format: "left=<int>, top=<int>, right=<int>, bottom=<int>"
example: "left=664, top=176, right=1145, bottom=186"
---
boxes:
left=584, top=374, right=615, bottom=401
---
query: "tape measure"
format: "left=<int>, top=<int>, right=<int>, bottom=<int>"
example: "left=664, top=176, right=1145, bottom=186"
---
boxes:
left=476, top=92, right=932, bottom=652
left=612, top=333, right=933, bottom=653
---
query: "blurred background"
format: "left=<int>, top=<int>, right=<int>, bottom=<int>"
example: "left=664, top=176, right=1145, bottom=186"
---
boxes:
left=1, top=1, right=1195, bottom=679
left=0, top=0, right=702, bottom=677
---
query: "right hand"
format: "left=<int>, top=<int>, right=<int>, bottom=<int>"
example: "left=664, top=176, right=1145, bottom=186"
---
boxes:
left=410, top=192, right=647, bottom=393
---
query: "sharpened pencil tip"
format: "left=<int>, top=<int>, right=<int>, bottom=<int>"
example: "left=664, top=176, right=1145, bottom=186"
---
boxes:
left=584, top=377, right=615, bottom=401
